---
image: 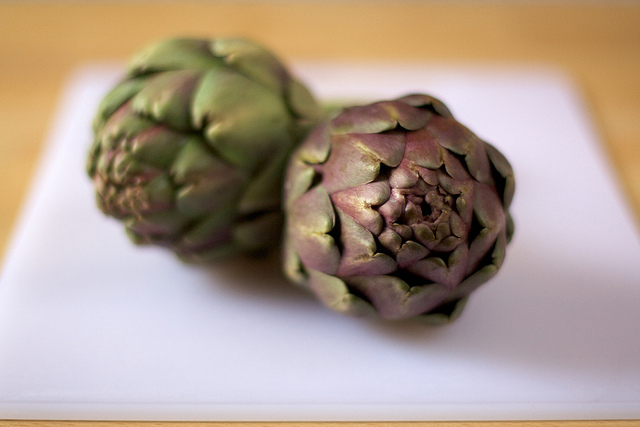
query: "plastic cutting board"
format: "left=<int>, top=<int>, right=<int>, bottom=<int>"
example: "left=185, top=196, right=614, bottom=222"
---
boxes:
left=1, top=63, right=639, bottom=421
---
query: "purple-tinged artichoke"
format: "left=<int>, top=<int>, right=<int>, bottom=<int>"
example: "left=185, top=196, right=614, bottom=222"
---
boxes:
left=87, top=38, right=323, bottom=262
left=283, top=94, right=515, bottom=323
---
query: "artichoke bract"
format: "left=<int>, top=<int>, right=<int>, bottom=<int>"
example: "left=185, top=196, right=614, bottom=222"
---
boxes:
left=87, top=38, right=323, bottom=262
left=283, top=94, right=515, bottom=323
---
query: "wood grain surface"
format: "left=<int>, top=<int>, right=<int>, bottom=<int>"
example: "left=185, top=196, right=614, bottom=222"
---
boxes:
left=3, top=422, right=640, bottom=427
left=1, top=1, right=639, bottom=426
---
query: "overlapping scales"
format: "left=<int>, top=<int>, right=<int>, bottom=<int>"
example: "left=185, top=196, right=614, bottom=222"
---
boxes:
left=283, top=94, right=515, bottom=323
left=87, top=37, right=324, bottom=262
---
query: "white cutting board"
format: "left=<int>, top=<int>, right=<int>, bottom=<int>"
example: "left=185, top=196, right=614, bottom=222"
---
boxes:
left=1, top=63, right=639, bottom=421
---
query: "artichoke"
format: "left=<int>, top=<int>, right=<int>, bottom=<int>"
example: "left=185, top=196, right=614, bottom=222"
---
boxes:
left=87, top=38, right=323, bottom=262
left=283, top=94, right=515, bottom=323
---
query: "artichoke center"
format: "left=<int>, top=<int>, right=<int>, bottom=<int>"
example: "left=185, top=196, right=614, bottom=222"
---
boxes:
left=401, top=186, right=454, bottom=229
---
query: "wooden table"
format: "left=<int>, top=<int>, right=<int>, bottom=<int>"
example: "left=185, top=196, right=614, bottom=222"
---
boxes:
left=1, top=2, right=639, bottom=426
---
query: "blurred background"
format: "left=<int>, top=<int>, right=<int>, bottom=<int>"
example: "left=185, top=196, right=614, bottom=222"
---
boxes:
left=1, top=0, right=639, bottom=262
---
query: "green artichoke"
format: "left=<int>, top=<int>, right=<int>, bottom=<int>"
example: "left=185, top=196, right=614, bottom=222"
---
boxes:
left=283, top=94, right=515, bottom=323
left=87, top=38, right=323, bottom=262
